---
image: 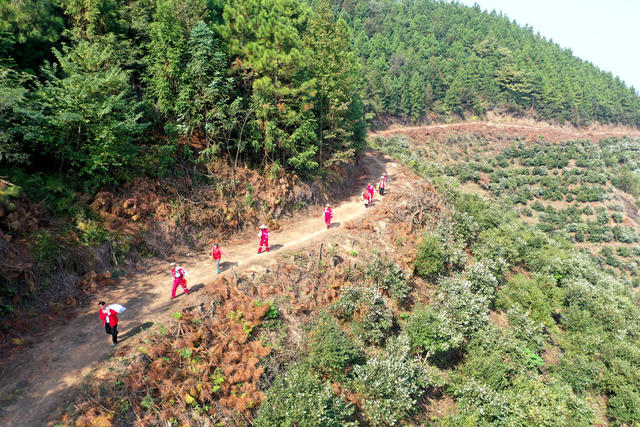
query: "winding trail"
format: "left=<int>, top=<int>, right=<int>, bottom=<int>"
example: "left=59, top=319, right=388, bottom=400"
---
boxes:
left=0, top=150, right=398, bottom=426
left=371, top=121, right=640, bottom=142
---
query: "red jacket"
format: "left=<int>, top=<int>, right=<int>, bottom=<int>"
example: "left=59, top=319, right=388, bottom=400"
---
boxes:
left=378, top=177, right=386, bottom=188
left=99, top=308, right=118, bottom=326
left=212, top=246, right=222, bottom=260
left=324, top=207, right=333, bottom=220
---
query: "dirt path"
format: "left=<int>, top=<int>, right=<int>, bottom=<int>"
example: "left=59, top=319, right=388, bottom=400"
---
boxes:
left=0, top=150, right=398, bottom=426
left=371, top=121, right=640, bottom=143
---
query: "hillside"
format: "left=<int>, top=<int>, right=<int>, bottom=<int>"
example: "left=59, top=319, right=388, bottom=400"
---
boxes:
left=2, top=0, right=640, bottom=329
left=340, top=0, right=640, bottom=126
left=1, top=0, right=640, bottom=425
left=4, top=127, right=635, bottom=426
left=372, top=122, right=640, bottom=283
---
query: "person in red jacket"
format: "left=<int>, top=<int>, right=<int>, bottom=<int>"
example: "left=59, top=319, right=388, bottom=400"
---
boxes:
left=171, top=264, right=190, bottom=298
left=363, top=189, right=371, bottom=208
left=324, top=204, right=333, bottom=229
left=258, top=224, right=270, bottom=253
left=378, top=174, right=387, bottom=195
left=98, top=301, right=119, bottom=344
left=211, top=242, right=223, bottom=274
left=367, top=183, right=375, bottom=203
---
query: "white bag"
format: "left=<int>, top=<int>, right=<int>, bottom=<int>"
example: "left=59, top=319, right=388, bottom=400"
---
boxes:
left=109, top=304, right=126, bottom=314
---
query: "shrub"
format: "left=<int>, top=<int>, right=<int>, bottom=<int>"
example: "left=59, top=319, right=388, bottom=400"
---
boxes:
left=331, top=286, right=393, bottom=345
left=307, top=314, right=365, bottom=380
left=366, top=253, right=411, bottom=302
left=612, top=212, right=624, bottom=223
left=596, top=207, right=609, bottom=225
left=506, top=305, right=545, bottom=351
left=405, top=307, right=463, bottom=357
left=495, top=274, right=560, bottom=328
left=616, top=246, right=632, bottom=258
left=414, top=232, right=447, bottom=280
left=554, top=353, right=604, bottom=394
left=351, top=335, right=439, bottom=426
left=613, top=226, right=639, bottom=243
left=451, top=373, right=593, bottom=426
left=521, top=207, right=533, bottom=217
left=532, top=200, right=545, bottom=211
left=608, top=385, right=640, bottom=424
left=76, top=218, right=109, bottom=246
left=254, top=364, right=355, bottom=427
left=434, top=276, right=490, bottom=337
left=465, top=259, right=503, bottom=300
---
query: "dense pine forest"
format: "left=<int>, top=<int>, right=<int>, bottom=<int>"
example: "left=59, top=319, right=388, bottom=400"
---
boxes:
left=341, top=0, right=640, bottom=126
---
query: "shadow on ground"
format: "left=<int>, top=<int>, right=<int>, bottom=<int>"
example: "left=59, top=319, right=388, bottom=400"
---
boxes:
left=118, top=321, right=154, bottom=343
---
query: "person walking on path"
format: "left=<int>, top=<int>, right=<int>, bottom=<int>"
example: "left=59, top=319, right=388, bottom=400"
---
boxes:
left=258, top=224, right=270, bottom=253
left=211, top=243, right=223, bottom=274
left=378, top=174, right=387, bottom=195
left=363, top=188, right=371, bottom=208
left=367, top=183, right=375, bottom=203
left=98, top=301, right=125, bottom=345
left=171, top=264, right=190, bottom=298
left=324, top=204, right=333, bottom=229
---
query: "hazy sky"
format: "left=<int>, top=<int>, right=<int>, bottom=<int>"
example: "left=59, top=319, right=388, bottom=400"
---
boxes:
left=456, top=0, right=640, bottom=92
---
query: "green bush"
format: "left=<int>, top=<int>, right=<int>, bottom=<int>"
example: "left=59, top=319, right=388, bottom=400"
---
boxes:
left=331, top=285, right=393, bottom=345
left=351, top=335, right=440, bottom=426
left=495, top=274, right=561, bottom=328
left=617, top=246, right=632, bottom=258
left=608, top=385, right=640, bottom=424
left=307, top=314, right=365, bottom=380
left=450, top=374, right=593, bottom=426
left=414, top=232, right=448, bottom=280
left=532, top=200, right=545, bottom=211
left=465, top=259, right=503, bottom=300
left=255, top=364, right=355, bottom=427
left=405, top=307, right=463, bottom=357
left=366, top=253, right=411, bottom=302
left=76, top=218, right=108, bottom=246
left=612, top=212, right=624, bottom=223
left=434, top=276, right=490, bottom=337
left=613, top=226, right=639, bottom=243
left=554, top=353, right=604, bottom=394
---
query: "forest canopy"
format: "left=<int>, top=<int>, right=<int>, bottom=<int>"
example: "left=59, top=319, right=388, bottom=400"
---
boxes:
left=1, top=0, right=639, bottom=190
left=338, top=0, right=640, bottom=126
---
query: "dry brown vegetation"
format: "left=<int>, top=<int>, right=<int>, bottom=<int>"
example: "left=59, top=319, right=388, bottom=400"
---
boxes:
left=62, top=176, right=445, bottom=426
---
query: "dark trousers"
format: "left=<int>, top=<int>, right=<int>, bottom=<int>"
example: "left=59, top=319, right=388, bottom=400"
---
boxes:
left=380, top=187, right=385, bottom=195
left=105, top=323, right=118, bottom=343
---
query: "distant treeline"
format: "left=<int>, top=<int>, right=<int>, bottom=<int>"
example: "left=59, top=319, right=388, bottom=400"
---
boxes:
left=338, top=0, right=640, bottom=126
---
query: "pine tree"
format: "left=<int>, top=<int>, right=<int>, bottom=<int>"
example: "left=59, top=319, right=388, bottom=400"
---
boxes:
left=176, top=21, right=233, bottom=159
left=221, top=0, right=318, bottom=172
left=305, top=0, right=365, bottom=168
left=37, top=40, right=147, bottom=189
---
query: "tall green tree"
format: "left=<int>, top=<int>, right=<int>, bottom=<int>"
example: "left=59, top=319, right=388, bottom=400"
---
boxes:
left=305, top=0, right=365, bottom=168
left=37, top=40, right=147, bottom=189
left=176, top=21, right=233, bottom=158
left=221, top=0, right=318, bottom=171
left=0, top=67, right=42, bottom=165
